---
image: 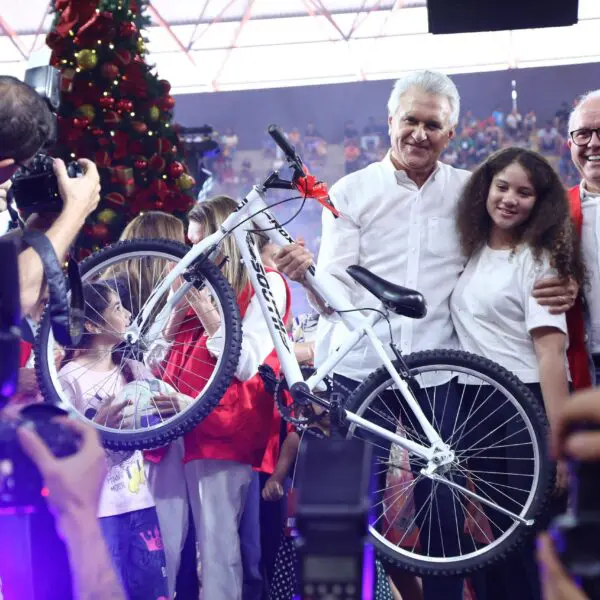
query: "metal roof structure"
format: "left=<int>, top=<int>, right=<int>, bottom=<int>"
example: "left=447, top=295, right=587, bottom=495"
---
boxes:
left=0, top=0, right=599, bottom=93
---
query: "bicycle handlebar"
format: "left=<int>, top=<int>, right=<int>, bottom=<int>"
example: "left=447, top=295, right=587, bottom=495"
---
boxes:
left=268, top=124, right=304, bottom=177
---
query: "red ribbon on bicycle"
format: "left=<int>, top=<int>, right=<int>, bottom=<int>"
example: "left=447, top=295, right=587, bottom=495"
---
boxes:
left=295, top=167, right=340, bottom=218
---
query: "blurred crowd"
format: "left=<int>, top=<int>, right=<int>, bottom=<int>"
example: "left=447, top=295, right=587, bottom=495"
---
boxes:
left=203, top=99, right=582, bottom=198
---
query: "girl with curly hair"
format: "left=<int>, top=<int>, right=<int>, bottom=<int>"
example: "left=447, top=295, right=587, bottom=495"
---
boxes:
left=451, top=147, right=585, bottom=600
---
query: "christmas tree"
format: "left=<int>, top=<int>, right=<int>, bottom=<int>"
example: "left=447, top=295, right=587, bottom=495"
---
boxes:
left=46, top=0, right=195, bottom=257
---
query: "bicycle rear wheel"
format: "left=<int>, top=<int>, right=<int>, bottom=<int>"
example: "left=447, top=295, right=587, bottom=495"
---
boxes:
left=35, top=239, right=242, bottom=450
left=344, top=349, right=552, bottom=576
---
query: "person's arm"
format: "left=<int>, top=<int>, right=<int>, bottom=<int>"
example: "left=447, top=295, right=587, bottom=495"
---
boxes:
left=60, top=513, right=126, bottom=600
left=18, top=159, right=101, bottom=315
left=206, top=271, right=287, bottom=381
left=275, top=183, right=360, bottom=318
left=532, top=328, right=569, bottom=429
left=524, top=254, right=570, bottom=490
left=294, top=341, right=315, bottom=365
left=531, top=276, right=578, bottom=315
left=17, top=417, right=126, bottom=600
left=262, top=431, right=301, bottom=501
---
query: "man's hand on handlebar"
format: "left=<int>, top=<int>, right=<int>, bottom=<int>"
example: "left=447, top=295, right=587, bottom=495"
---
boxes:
left=274, top=236, right=314, bottom=283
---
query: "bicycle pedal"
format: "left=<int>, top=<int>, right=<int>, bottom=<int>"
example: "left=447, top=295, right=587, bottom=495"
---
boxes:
left=258, top=364, right=278, bottom=394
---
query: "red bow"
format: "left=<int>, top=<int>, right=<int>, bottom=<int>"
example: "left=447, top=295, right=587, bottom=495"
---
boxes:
left=295, top=169, right=339, bottom=217
left=76, top=11, right=116, bottom=47
left=52, top=0, right=98, bottom=39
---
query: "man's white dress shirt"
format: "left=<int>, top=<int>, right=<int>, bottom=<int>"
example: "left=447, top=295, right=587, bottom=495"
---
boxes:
left=314, top=153, right=471, bottom=381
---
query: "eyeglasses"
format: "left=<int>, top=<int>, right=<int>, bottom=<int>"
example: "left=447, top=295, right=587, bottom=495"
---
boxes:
left=570, top=128, right=600, bottom=147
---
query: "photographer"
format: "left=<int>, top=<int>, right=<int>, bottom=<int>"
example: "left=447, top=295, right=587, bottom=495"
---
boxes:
left=16, top=416, right=126, bottom=600
left=0, top=75, right=100, bottom=315
left=538, top=387, right=600, bottom=599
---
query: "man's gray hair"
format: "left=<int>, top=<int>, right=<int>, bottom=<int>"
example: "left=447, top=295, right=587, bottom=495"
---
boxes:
left=569, top=89, right=600, bottom=131
left=387, top=70, right=461, bottom=127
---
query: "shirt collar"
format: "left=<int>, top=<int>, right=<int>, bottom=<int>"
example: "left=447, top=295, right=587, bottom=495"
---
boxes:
left=382, top=150, right=441, bottom=186
left=581, top=180, right=600, bottom=200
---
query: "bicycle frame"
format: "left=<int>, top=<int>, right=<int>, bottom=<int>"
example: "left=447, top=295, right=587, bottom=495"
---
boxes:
left=130, top=184, right=445, bottom=464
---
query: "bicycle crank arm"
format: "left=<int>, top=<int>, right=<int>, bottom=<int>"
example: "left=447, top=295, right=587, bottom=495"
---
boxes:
left=424, top=472, right=535, bottom=527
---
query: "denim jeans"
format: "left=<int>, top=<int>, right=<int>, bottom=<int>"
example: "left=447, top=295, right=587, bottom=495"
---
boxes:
left=100, top=507, right=169, bottom=600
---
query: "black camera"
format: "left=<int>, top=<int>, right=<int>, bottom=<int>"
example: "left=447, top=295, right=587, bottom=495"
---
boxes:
left=0, top=404, right=81, bottom=510
left=9, top=66, right=82, bottom=216
left=550, top=432, right=600, bottom=599
left=0, top=239, right=80, bottom=511
left=295, top=437, right=372, bottom=599
left=11, top=154, right=82, bottom=215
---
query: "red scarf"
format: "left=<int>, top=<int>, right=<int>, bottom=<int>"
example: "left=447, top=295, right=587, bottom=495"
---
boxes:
left=566, top=184, right=591, bottom=389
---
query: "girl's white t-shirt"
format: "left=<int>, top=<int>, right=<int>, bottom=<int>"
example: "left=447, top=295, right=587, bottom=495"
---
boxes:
left=450, top=244, right=569, bottom=384
left=59, top=359, right=155, bottom=518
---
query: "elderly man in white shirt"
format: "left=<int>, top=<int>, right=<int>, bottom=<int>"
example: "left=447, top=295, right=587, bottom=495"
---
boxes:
left=275, top=70, right=575, bottom=599
left=568, top=90, right=600, bottom=382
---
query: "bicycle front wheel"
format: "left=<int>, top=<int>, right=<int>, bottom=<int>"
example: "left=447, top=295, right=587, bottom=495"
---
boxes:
left=35, top=239, right=242, bottom=450
left=345, top=349, right=552, bottom=576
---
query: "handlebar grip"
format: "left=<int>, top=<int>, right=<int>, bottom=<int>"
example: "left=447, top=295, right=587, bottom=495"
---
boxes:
left=268, top=124, right=296, bottom=159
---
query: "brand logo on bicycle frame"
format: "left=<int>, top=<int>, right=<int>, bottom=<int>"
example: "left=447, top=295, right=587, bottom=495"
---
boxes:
left=247, top=236, right=291, bottom=353
left=234, top=197, right=250, bottom=212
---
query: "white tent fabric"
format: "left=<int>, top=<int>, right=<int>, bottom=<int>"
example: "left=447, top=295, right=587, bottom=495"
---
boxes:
left=0, top=0, right=598, bottom=93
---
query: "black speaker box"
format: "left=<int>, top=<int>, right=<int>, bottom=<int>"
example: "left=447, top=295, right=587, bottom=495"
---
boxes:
left=427, top=0, right=579, bottom=34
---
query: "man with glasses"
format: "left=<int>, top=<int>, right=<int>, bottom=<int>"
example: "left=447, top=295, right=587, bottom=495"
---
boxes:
left=568, top=90, right=600, bottom=384
left=0, top=75, right=101, bottom=315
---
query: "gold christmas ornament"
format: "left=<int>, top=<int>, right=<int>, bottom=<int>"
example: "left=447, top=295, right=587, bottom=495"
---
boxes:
left=76, top=49, right=98, bottom=70
left=177, top=173, right=195, bottom=190
left=148, top=106, right=160, bottom=121
left=77, top=104, right=96, bottom=120
left=136, top=38, right=146, bottom=54
left=97, top=208, right=118, bottom=224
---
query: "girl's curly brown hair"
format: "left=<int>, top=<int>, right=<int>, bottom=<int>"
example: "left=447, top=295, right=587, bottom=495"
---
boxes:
left=456, top=147, right=585, bottom=284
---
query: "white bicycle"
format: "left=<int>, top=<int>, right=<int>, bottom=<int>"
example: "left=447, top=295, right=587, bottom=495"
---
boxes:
left=35, top=126, right=552, bottom=576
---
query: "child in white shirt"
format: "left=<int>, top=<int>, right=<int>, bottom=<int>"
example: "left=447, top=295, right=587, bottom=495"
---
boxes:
left=451, top=147, right=585, bottom=600
left=59, top=281, right=170, bottom=600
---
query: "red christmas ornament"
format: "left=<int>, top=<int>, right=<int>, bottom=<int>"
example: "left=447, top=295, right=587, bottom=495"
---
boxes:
left=119, top=21, right=137, bottom=37
left=149, top=154, right=166, bottom=173
left=158, top=79, right=171, bottom=95
left=168, top=161, right=184, bottom=178
left=103, top=110, right=121, bottom=125
left=91, top=223, right=109, bottom=239
left=116, top=99, right=133, bottom=113
left=131, top=121, right=148, bottom=134
left=73, top=117, right=89, bottom=129
left=101, top=63, right=119, bottom=80
left=134, top=158, right=148, bottom=170
left=91, top=127, right=104, bottom=136
left=106, top=192, right=126, bottom=206
left=99, top=96, right=115, bottom=109
left=160, top=95, right=175, bottom=111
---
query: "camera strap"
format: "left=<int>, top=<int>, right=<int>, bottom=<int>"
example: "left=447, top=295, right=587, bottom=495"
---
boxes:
left=21, top=230, right=83, bottom=346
